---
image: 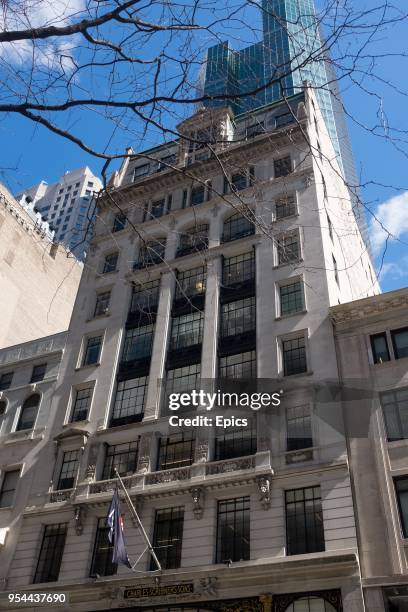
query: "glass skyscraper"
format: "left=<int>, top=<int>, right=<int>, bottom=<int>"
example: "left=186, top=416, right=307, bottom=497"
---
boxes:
left=203, top=0, right=365, bottom=240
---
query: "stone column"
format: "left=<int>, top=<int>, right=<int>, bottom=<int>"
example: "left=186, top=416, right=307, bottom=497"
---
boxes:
left=143, top=270, right=175, bottom=421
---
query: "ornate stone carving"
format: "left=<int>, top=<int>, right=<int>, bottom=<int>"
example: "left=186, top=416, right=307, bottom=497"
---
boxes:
left=73, top=505, right=87, bottom=535
left=194, top=440, right=209, bottom=463
left=195, top=576, right=218, bottom=597
left=257, top=476, right=271, bottom=510
left=49, top=489, right=73, bottom=504
left=145, top=467, right=191, bottom=485
left=190, top=487, right=204, bottom=519
left=137, top=432, right=154, bottom=473
left=206, top=456, right=255, bottom=475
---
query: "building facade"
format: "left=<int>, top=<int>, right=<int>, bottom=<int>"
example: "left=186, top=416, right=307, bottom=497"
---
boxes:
left=1, top=87, right=379, bottom=611
left=16, top=167, right=103, bottom=261
left=0, top=183, right=82, bottom=349
left=0, top=333, right=68, bottom=590
left=331, top=289, right=408, bottom=612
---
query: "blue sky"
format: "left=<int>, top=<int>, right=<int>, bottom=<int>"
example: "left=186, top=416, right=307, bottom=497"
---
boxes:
left=1, top=0, right=407, bottom=293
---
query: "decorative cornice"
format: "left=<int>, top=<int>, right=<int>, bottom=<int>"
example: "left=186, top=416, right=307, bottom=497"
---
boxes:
left=330, top=290, right=408, bottom=326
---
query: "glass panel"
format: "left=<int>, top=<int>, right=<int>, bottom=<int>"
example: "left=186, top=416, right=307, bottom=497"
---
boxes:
left=17, top=394, right=40, bottom=431
left=151, top=507, right=184, bottom=570
left=102, top=442, right=138, bottom=480
left=223, top=252, right=255, bottom=286
left=393, top=328, right=408, bottom=360
left=158, top=433, right=195, bottom=470
left=283, top=336, right=307, bottom=376
left=216, top=497, right=250, bottom=563
left=170, top=312, right=203, bottom=350
left=34, top=524, right=67, bottom=583
left=371, top=333, right=390, bottom=364
left=280, top=281, right=303, bottom=315
left=221, top=297, right=256, bottom=337
left=122, top=325, right=154, bottom=362
left=111, top=376, right=148, bottom=426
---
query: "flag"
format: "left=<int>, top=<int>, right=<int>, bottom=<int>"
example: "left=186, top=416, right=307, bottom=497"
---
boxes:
left=106, top=488, right=132, bottom=568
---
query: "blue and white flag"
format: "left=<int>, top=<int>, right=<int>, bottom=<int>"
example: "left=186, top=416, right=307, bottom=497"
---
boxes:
left=106, top=488, right=132, bottom=568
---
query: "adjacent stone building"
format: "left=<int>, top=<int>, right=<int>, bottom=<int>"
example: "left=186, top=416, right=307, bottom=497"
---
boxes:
left=0, top=183, right=82, bottom=349
left=0, top=332, right=68, bottom=590
left=0, top=86, right=380, bottom=611
left=331, top=288, right=408, bottom=611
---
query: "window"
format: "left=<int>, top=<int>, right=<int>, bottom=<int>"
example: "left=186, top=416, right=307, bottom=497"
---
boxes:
left=280, top=281, right=304, bottom=316
left=136, top=239, right=166, bottom=268
left=170, top=312, right=203, bottom=350
left=177, top=224, right=208, bottom=257
left=34, top=524, right=67, bottom=583
left=150, top=198, right=165, bottom=219
left=0, top=372, right=13, bottom=391
left=83, top=335, right=102, bottom=366
left=111, top=376, right=148, bottom=426
left=102, top=442, right=138, bottom=480
left=392, top=327, right=408, bottom=360
left=133, top=163, right=150, bottom=180
left=287, top=405, right=313, bottom=451
left=0, top=470, right=20, bottom=508
left=274, top=155, right=292, bottom=178
left=90, top=518, right=117, bottom=577
left=102, top=252, right=118, bottom=274
left=221, top=297, right=255, bottom=338
left=112, top=212, right=127, bottom=232
left=275, top=195, right=296, bottom=219
left=381, top=388, right=408, bottom=441
left=17, top=394, right=40, bottom=431
left=395, top=477, right=408, bottom=537
left=122, top=325, right=154, bottom=362
left=175, top=267, right=206, bottom=300
left=284, top=597, right=337, bottom=612
left=151, top=507, right=184, bottom=570
left=190, top=185, right=205, bottom=206
left=130, top=279, right=160, bottom=313
left=285, top=486, right=324, bottom=555
left=222, top=212, right=255, bottom=243
left=219, top=351, right=256, bottom=379
left=223, top=252, right=255, bottom=287
left=277, top=232, right=300, bottom=265
left=158, top=433, right=195, bottom=470
left=157, top=154, right=176, bottom=172
left=67, top=185, right=72, bottom=191
left=275, top=112, right=293, bottom=128
left=0, top=400, right=6, bottom=416
left=215, top=422, right=256, bottom=460
left=94, top=291, right=111, bottom=317
left=246, top=121, right=265, bottom=138
left=57, top=450, right=79, bottom=490
left=216, top=497, right=250, bottom=563
left=332, top=255, right=339, bottom=285
left=71, top=386, right=93, bottom=422
left=224, top=170, right=253, bottom=194
left=282, top=335, right=307, bottom=376
left=165, top=364, right=200, bottom=412
left=371, top=332, right=390, bottom=364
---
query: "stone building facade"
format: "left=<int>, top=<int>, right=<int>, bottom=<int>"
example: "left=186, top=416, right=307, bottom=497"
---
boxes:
left=331, top=288, right=408, bottom=612
left=0, top=183, right=82, bottom=349
left=0, top=86, right=380, bottom=611
left=0, top=333, right=68, bottom=590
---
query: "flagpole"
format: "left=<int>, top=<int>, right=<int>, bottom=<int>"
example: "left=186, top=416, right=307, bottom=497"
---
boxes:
left=114, top=468, right=162, bottom=572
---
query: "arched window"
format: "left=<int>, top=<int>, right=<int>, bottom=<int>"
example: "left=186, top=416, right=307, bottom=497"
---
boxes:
left=135, top=238, right=166, bottom=269
left=222, top=211, right=255, bottom=243
left=285, top=596, right=337, bottom=612
left=176, top=224, right=208, bottom=258
left=17, top=394, right=40, bottom=431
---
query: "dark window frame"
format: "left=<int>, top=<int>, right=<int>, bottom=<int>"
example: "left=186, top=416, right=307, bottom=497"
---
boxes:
left=157, top=432, right=195, bottom=471
left=219, top=351, right=256, bottom=379
left=130, top=279, right=160, bottom=314
left=0, top=469, right=20, bottom=508
left=392, top=327, right=408, bottom=360
left=94, top=291, right=111, bottom=317
left=221, top=296, right=256, bottom=338
left=17, top=393, right=40, bottom=431
left=370, top=332, right=390, bottom=364
left=102, top=252, right=118, bottom=274
left=274, top=155, right=292, bottom=178
left=175, top=267, right=206, bottom=300
left=30, top=363, right=47, bottom=383
left=111, top=375, right=148, bottom=426
left=0, top=371, right=14, bottom=391
left=222, top=252, right=255, bottom=287
left=83, top=335, right=103, bottom=366
left=33, top=524, right=67, bottom=584
left=279, top=280, right=304, bottom=316
left=222, top=212, right=255, bottom=243
left=275, top=195, right=296, bottom=220
left=151, top=507, right=184, bottom=570
left=285, top=486, right=324, bottom=555
left=216, top=496, right=250, bottom=563
left=286, top=404, right=313, bottom=451
left=122, top=325, right=154, bottom=362
left=395, top=476, right=408, bottom=538
left=57, top=450, right=79, bottom=490
left=102, top=441, right=138, bottom=480
left=282, top=335, right=307, bottom=376
left=215, top=423, right=257, bottom=461
left=90, top=518, right=117, bottom=577
left=381, top=388, right=408, bottom=442
left=112, top=213, right=127, bottom=233
left=170, top=311, right=204, bottom=350
left=71, top=386, right=93, bottom=422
